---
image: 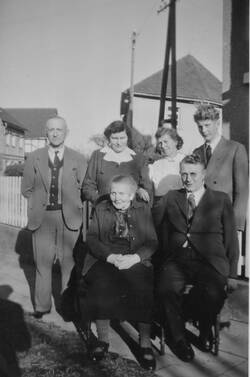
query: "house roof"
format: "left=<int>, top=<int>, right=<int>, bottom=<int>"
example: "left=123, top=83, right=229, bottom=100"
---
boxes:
left=5, top=108, right=58, bottom=138
left=0, top=108, right=26, bottom=132
left=131, top=54, right=222, bottom=104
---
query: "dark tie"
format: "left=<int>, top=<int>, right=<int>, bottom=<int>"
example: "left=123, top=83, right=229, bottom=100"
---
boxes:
left=187, top=194, right=196, bottom=220
left=205, top=144, right=212, bottom=166
left=54, top=151, right=60, bottom=166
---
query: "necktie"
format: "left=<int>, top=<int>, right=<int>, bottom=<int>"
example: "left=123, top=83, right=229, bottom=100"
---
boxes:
left=187, top=193, right=196, bottom=220
left=205, top=144, right=212, bottom=166
left=54, top=151, right=60, bottom=166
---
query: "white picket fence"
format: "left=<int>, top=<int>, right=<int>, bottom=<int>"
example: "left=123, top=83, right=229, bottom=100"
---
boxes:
left=0, top=177, right=248, bottom=278
left=0, top=176, right=27, bottom=227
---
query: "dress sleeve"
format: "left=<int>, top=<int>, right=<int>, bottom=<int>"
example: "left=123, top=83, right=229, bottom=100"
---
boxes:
left=81, top=150, right=100, bottom=204
left=136, top=153, right=153, bottom=201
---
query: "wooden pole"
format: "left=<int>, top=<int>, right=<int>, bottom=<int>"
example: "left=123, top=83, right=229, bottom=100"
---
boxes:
left=171, top=0, right=177, bottom=128
left=127, top=30, right=137, bottom=128
left=158, top=5, right=172, bottom=127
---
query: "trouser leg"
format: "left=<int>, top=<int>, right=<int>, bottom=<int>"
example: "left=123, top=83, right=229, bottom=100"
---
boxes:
left=195, top=264, right=227, bottom=332
left=157, top=262, right=187, bottom=343
left=32, top=215, right=56, bottom=312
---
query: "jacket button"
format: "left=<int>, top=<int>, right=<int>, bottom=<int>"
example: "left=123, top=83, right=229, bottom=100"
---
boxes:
left=213, top=181, right=217, bottom=184
left=187, top=233, right=190, bottom=237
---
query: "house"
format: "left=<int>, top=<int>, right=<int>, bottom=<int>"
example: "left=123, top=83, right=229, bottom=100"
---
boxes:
left=0, top=108, right=26, bottom=174
left=6, top=108, right=58, bottom=153
left=122, top=54, right=222, bottom=154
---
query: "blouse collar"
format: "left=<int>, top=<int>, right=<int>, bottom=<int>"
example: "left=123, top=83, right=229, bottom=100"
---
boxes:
left=101, top=145, right=136, bottom=164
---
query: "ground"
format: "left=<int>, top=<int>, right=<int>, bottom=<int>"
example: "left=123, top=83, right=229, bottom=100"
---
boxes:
left=0, top=303, right=156, bottom=377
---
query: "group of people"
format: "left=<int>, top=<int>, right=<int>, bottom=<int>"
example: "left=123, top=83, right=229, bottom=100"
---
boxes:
left=21, top=103, right=248, bottom=371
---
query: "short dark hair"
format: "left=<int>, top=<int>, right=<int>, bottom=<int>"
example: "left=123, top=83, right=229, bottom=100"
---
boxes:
left=180, top=154, right=205, bottom=168
left=110, top=174, right=138, bottom=192
left=155, top=127, right=183, bottom=150
left=193, top=103, right=220, bottom=123
left=104, top=120, right=132, bottom=144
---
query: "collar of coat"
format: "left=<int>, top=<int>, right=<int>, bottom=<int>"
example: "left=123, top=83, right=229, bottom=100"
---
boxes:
left=98, top=197, right=145, bottom=212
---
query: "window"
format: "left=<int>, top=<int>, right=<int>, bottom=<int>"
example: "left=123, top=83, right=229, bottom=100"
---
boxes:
left=11, top=135, right=16, bottom=147
left=6, top=133, right=10, bottom=146
left=19, top=137, right=24, bottom=149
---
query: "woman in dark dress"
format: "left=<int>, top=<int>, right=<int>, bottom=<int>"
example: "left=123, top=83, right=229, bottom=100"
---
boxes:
left=82, top=120, right=152, bottom=204
left=80, top=175, right=158, bottom=370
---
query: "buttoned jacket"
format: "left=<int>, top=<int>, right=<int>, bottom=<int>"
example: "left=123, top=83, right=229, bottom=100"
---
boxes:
left=193, top=137, right=248, bottom=230
left=82, top=199, right=158, bottom=275
left=21, top=146, right=86, bottom=231
left=152, top=188, right=239, bottom=278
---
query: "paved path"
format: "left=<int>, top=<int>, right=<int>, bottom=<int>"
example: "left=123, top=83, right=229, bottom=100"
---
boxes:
left=0, top=224, right=248, bottom=377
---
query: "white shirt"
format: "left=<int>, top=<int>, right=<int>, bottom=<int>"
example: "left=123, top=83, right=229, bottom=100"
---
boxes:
left=187, top=186, right=206, bottom=207
left=207, top=134, right=221, bottom=153
left=48, top=145, right=65, bottom=162
left=101, top=145, right=136, bottom=164
left=149, top=152, right=185, bottom=196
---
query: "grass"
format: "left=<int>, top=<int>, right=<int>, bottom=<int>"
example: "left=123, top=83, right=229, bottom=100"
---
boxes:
left=16, top=314, right=157, bottom=377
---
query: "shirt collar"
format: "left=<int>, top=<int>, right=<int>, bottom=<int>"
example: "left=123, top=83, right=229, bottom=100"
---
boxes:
left=48, top=145, right=65, bottom=160
left=187, top=186, right=206, bottom=206
left=101, top=145, right=136, bottom=163
left=206, top=134, right=221, bottom=153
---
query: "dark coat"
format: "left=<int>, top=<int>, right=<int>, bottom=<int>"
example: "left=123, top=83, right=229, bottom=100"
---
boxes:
left=82, top=199, right=158, bottom=276
left=81, top=149, right=152, bottom=204
left=152, top=188, right=239, bottom=278
left=193, top=137, right=248, bottom=231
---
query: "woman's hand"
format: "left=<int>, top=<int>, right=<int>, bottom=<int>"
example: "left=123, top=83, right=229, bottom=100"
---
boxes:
left=114, top=254, right=141, bottom=270
left=106, top=254, right=122, bottom=265
left=137, top=188, right=150, bottom=202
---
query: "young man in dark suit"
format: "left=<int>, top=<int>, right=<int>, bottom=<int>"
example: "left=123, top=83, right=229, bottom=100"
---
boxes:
left=154, top=154, right=239, bottom=362
left=193, top=103, right=248, bottom=232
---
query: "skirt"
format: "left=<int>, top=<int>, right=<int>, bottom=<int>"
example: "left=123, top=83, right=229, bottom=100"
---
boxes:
left=79, top=260, right=154, bottom=323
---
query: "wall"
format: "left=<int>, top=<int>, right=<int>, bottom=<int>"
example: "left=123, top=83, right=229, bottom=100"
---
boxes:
left=223, top=0, right=249, bottom=152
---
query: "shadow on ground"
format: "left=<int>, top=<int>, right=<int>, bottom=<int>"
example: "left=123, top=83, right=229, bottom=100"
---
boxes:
left=0, top=285, right=31, bottom=377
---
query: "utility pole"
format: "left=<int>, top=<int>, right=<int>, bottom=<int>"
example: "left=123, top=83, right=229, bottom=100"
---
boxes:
left=126, top=30, right=137, bottom=128
left=158, top=0, right=177, bottom=128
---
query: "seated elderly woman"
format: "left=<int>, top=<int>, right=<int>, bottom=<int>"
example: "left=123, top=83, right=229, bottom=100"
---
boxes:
left=80, top=175, right=158, bottom=370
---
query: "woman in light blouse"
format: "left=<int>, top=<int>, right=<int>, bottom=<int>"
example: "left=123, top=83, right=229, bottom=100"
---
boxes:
left=149, top=127, right=185, bottom=199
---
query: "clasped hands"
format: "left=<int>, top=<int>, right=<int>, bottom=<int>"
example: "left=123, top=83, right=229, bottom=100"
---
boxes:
left=107, top=253, right=140, bottom=269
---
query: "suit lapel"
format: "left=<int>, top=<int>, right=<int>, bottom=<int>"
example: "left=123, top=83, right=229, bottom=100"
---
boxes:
left=62, top=147, right=73, bottom=186
left=206, top=137, right=228, bottom=177
left=190, top=189, right=213, bottom=228
left=175, top=189, right=188, bottom=219
left=36, top=148, right=49, bottom=191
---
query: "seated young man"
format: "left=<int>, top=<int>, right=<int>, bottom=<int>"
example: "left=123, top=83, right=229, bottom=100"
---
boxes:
left=153, top=154, right=239, bottom=362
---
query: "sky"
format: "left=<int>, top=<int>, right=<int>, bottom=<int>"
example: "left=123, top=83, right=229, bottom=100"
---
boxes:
left=0, top=0, right=223, bottom=153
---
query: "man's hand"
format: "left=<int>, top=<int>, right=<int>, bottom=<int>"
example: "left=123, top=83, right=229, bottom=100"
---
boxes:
left=137, top=188, right=150, bottom=202
left=227, top=278, right=238, bottom=293
left=114, top=254, right=141, bottom=270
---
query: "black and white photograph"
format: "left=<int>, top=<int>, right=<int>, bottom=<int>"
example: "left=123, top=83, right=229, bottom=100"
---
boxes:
left=0, top=1, right=248, bottom=376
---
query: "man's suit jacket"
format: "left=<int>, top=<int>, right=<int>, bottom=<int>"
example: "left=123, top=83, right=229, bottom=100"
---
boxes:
left=153, top=188, right=239, bottom=278
left=21, top=146, right=86, bottom=231
left=193, top=137, right=248, bottom=231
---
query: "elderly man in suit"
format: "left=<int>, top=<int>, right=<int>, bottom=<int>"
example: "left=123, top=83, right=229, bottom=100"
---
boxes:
left=154, top=154, right=239, bottom=362
left=193, top=103, right=248, bottom=232
left=22, top=116, right=86, bottom=319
